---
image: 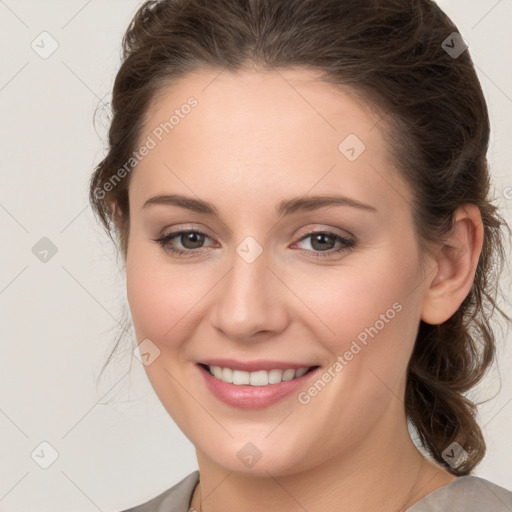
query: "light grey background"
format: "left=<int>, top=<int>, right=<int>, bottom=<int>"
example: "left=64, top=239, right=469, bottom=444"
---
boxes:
left=0, top=1, right=511, bottom=511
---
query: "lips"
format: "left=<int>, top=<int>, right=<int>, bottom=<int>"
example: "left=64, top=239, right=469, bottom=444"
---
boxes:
left=196, top=359, right=321, bottom=409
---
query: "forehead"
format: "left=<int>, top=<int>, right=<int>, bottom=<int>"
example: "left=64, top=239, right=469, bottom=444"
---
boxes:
left=130, top=66, right=411, bottom=215
left=142, top=66, right=383, bottom=146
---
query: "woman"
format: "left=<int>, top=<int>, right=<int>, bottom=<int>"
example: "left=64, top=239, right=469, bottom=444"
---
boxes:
left=89, top=0, right=512, bottom=510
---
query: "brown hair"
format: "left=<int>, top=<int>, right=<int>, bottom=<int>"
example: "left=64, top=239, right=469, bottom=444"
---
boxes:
left=89, top=0, right=511, bottom=475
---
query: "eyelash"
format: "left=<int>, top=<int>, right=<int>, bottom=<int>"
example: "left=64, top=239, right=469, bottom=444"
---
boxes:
left=152, top=229, right=356, bottom=260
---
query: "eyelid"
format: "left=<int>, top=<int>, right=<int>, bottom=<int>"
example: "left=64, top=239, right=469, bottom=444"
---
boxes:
left=159, top=223, right=216, bottom=239
left=158, top=223, right=354, bottom=245
left=294, top=225, right=355, bottom=242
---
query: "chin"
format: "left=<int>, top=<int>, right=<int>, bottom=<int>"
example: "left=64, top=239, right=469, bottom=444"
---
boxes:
left=194, top=434, right=322, bottom=477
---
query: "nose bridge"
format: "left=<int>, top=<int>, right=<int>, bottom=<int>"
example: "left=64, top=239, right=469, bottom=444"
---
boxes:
left=211, top=237, right=288, bottom=339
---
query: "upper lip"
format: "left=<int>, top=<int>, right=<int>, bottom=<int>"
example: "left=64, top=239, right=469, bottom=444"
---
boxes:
left=198, top=359, right=318, bottom=372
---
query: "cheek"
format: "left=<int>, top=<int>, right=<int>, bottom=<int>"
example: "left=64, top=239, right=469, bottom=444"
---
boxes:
left=286, top=249, right=422, bottom=372
left=126, top=238, right=173, bottom=341
left=125, top=242, right=213, bottom=347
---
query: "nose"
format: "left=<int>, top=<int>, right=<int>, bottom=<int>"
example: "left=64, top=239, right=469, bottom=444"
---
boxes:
left=210, top=247, right=290, bottom=342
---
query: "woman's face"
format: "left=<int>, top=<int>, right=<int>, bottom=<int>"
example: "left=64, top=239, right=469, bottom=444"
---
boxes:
left=125, top=67, right=434, bottom=475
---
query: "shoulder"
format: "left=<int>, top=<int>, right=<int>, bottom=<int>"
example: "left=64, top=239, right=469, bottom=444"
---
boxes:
left=119, top=470, right=200, bottom=512
left=408, top=475, right=512, bottom=512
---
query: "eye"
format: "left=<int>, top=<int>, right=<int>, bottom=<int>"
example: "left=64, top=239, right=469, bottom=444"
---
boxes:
left=153, top=229, right=216, bottom=257
left=152, top=228, right=357, bottom=259
left=293, top=230, right=356, bottom=259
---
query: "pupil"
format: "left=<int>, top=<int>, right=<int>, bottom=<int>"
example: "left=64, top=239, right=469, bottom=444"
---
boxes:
left=183, top=232, right=204, bottom=249
left=312, top=234, right=333, bottom=251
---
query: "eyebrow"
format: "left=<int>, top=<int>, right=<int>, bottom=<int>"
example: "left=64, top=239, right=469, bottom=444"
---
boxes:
left=142, top=193, right=377, bottom=216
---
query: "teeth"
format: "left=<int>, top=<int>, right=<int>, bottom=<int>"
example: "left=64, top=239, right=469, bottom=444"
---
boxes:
left=295, top=367, right=309, bottom=378
left=249, top=370, right=268, bottom=386
left=282, top=368, right=295, bottom=381
left=207, top=365, right=312, bottom=386
left=268, top=369, right=283, bottom=384
left=232, top=370, right=250, bottom=385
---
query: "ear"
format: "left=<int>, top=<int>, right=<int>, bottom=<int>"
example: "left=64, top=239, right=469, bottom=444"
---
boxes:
left=111, top=201, right=124, bottom=230
left=421, top=204, right=484, bottom=325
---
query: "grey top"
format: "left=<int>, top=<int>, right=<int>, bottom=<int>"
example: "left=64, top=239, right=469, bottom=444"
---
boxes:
left=120, top=470, right=512, bottom=511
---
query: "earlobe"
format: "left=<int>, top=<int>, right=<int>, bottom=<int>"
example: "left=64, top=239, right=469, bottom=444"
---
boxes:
left=421, top=204, right=484, bottom=325
left=111, top=201, right=124, bottom=230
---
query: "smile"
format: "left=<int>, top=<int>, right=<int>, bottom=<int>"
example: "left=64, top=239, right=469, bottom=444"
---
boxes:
left=197, top=362, right=321, bottom=409
left=205, top=364, right=313, bottom=386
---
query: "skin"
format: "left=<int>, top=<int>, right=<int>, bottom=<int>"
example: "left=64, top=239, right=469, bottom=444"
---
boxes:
left=119, top=67, right=483, bottom=512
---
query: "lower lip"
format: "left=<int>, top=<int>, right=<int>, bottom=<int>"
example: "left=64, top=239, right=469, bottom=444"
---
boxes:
left=197, top=364, right=320, bottom=409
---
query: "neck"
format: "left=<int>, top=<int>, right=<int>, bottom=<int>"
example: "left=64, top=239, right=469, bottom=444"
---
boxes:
left=191, top=415, right=456, bottom=512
